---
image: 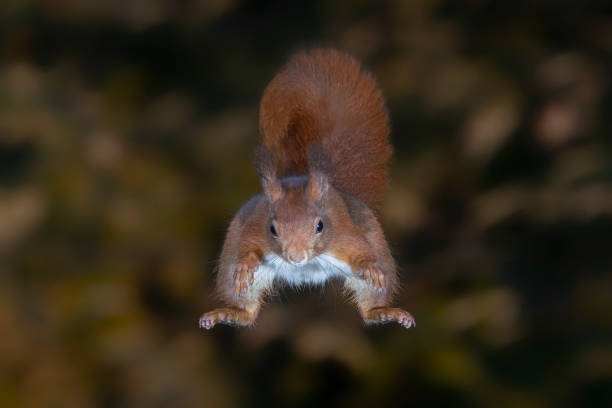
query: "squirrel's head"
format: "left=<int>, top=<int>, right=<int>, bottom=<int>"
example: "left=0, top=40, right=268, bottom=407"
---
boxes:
left=255, top=146, right=332, bottom=265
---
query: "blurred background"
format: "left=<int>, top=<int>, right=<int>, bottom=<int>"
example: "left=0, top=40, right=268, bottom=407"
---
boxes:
left=1, top=0, right=611, bottom=406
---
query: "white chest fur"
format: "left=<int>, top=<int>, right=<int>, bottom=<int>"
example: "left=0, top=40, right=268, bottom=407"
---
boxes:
left=257, top=253, right=354, bottom=288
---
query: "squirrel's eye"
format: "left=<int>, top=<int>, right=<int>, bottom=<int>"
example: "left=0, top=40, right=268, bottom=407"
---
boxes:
left=270, top=224, right=278, bottom=237
left=316, top=220, right=324, bottom=233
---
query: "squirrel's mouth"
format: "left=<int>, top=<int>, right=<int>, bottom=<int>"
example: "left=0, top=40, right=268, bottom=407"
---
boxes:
left=287, top=258, right=308, bottom=266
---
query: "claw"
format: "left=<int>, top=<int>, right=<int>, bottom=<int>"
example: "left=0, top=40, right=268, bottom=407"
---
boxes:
left=199, top=316, right=215, bottom=330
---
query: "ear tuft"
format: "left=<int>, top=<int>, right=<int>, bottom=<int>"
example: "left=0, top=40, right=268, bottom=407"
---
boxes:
left=307, top=144, right=331, bottom=201
left=308, top=170, right=329, bottom=201
left=253, top=146, right=283, bottom=202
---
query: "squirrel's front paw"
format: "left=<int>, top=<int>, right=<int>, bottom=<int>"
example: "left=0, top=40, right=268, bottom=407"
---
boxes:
left=356, top=263, right=386, bottom=291
left=232, top=257, right=259, bottom=294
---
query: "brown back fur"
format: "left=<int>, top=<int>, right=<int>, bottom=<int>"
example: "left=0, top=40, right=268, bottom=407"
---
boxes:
left=259, top=48, right=392, bottom=210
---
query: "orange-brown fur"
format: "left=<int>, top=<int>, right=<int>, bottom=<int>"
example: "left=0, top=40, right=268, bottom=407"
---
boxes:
left=259, top=48, right=392, bottom=211
left=199, top=49, right=414, bottom=330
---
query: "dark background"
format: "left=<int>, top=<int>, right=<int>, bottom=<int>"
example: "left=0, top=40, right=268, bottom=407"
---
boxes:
left=1, top=1, right=611, bottom=407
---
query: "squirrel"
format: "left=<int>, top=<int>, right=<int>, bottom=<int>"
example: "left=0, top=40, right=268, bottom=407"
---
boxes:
left=199, top=48, right=415, bottom=329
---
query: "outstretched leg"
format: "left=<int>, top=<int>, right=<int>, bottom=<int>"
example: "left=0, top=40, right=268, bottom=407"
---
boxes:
left=344, top=261, right=415, bottom=329
left=199, top=253, right=275, bottom=330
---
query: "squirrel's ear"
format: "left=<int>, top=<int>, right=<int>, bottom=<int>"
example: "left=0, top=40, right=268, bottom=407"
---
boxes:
left=253, top=146, right=283, bottom=202
left=307, top=144, right=330, bottom=201
left=308, top=170, right=329, bottom=202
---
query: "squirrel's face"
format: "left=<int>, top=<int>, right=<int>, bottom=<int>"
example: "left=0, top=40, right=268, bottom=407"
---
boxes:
left=266, top=177, right=332, bottom=265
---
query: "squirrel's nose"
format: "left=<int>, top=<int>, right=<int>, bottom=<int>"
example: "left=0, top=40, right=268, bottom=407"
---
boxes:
left=287, top=252, right=307, bottom=265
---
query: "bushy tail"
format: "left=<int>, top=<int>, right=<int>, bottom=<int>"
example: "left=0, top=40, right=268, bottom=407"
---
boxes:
left=259, top=48, right=392, bottom=210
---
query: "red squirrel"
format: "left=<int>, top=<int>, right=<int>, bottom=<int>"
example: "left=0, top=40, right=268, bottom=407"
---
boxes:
left=199, top=48, right=415, bottom=329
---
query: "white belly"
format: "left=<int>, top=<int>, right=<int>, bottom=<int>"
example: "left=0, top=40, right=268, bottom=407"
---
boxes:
left=257, top=253, right=354, bottom=288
